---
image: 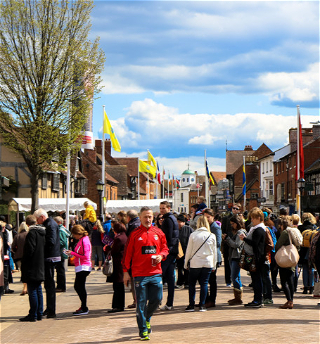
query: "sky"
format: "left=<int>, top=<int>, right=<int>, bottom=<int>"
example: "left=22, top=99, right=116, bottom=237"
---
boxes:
left=89, top=0, right=320, bottom=178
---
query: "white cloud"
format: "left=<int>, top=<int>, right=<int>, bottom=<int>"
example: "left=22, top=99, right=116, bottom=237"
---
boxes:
left=188, top=134, right=220, bottom=145
left=258, top=62, right=319, bottom=104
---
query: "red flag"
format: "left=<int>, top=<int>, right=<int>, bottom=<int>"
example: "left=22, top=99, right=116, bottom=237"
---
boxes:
left=296, top=107, right=304, bottom=180
left=157, top=172, right=161, bottom=184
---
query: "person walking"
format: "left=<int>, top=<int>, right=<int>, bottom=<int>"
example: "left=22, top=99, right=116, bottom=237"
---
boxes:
left=123, top=207, right=169, bottom=341
left=11, top=221, right=29, bottom=295
left=54, top=216, right=70, bottom=292
left=34, top=209, right=61, bottom=318
left=184, top=216, right=217, bottom=312
left=19, top=215, right=46, bottom=322
left=159, top=201, right=179, bottom=311
left=221, top=203, right=241, bottom=287
left=203, top=208, right=222, bottom=308
left=66, top=225, right=92, bottom=315
left=239, top=207, right=266, bottom=308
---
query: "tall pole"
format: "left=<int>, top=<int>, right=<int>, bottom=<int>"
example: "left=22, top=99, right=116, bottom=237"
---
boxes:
left=205, top=150, right=208, bottom=206
left=102, top=105, right=106, bottom=199
left=243, top=156, right=246, bottom=211
left=297, top=105, right=301, bottom=217
left=137, top=158, right=140, bottom=200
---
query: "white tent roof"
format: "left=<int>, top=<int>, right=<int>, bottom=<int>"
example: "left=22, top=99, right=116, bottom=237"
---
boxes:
left=105, top=199, right=167, bottom=213
left=8, top=198, right=97, bottom=212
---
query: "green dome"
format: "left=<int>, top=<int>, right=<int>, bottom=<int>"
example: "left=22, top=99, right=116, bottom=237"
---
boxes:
left=182, top=169, right=195, bottom=175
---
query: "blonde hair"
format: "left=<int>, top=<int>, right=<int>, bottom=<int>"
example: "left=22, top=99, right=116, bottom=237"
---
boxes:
left=96, top=219, right=104, bottom=234
left=291, top=214, right=301, bottom=226
left=196, top=215, right=210, bottom=232
left=249, top=207, right=264, bottom=222
left=54, top=216, right=64, bottom=225
left=18, top=222, right=28, bottom=233
left=301, top=212, right=316, bottom=225
left=71, top=224, right=88, bottom=237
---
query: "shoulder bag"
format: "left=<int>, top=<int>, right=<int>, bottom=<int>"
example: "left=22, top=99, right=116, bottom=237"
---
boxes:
left=187, top=234, right=211, bottom=269
left=275, top=230, right=299, bottom=268
left=239, top=249, right=257, bottom=272
left=102, top=253, right=113, bottom=276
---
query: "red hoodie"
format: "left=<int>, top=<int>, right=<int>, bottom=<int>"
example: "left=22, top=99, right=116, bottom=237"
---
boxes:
left=122, top=224, right=169, bottom=277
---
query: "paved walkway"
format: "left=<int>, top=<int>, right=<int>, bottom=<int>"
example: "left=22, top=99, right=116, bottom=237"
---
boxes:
left=1, top=264, right=319, bottom=344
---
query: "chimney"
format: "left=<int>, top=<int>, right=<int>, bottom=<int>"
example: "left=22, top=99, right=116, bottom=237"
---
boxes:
left=244, top=145, right=253, bottom=151
left=312, top=124, right=320, bottom=140
left=105, top=139, right=111, bottom=156
left=95, top=139, right=102, bottom=154
left=85, top=148, right=97, bottom=162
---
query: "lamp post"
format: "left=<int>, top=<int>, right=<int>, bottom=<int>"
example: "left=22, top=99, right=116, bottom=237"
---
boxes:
left=96, top=180, right=104, bottom=220
left=297, top=178, right=305, bottom=217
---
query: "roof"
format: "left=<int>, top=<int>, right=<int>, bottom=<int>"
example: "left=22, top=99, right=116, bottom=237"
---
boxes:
left=182, top=169, right=195, bottom=175
left=226, top=150, right=256, bottom=175
left=115, top=157, right=139, bottom=177
left=105, top=165, right=128, bottom=196
left=211, top=171, right=226, bottom=183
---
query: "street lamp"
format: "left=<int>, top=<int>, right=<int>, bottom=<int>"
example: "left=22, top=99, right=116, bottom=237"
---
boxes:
left=96, top=180, right=104, bottom=220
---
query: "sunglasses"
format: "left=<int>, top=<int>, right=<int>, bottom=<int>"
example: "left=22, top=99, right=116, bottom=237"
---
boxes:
left=232, top=207, right=239, bottom=210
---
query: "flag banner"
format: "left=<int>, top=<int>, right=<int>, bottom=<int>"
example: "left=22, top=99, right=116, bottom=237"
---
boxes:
left=176, top=179, right=180, bottom=189
left=139, top=160, right=156, bottom=178
left=296, top=107, right=304, bottom=180
left=81, top=131, right=94, bottom=149
left=242, top=161, right=246, bottom=196
left=205, top=159, right=215, bottom=185
left=103, top=110, right=121, bottom=152
left=157, top=172, right=161, bottom=184
left=148, top=151, right=157, bottom=168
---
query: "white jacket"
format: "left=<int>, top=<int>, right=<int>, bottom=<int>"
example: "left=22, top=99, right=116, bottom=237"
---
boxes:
left=184, top=227, right=217, bottom=269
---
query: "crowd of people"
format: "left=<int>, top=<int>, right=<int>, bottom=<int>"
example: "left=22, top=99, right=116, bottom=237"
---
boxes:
left=1, top=199, right=320, bottom=340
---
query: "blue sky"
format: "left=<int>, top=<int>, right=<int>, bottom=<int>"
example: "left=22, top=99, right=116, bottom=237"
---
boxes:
left=89, top=0, right=319, bottom=177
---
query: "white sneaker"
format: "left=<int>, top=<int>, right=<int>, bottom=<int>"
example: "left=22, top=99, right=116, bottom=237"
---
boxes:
left=160, top=304, right=173, bottom=311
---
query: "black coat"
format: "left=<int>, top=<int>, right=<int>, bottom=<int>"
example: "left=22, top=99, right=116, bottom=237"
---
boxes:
left=43, top=217, right=60, bottom=260
left=111, top=232, right=127, bottom=283
left=127, top=217, right=141, bottom=238
left=244, top=226, right=266, bottom=266
left=21, top=225, right=46, bottom=283
left=161, top=212, right=179, bottom=257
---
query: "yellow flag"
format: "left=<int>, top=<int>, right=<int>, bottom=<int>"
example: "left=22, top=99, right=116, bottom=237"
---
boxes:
left=147, top=151, right=157, bottom=168
left=139, top=160, right=156, bottom=178
left=103, top=110, right=121, bottom=152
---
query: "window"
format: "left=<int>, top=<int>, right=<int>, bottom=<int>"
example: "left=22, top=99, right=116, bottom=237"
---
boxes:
left=187, top=178, right=189, bottom=183
left=269, top=181, right=273, bottom=196
left=182, top=178, right=185, bottom=182
left=75, top=179, right=88, bottom=196
left=41, top=173, right=47, bottom=190
left=266, top=162, right=268, bottom=172
left=281, top=183, right=285, bottom=200
left=52, top=173, right=60, bottom=192
left=191, top=178, right=195, bottom=182
left=181, top=193, right=184, bottom=202
left=262, top=163, right=264, bottom=174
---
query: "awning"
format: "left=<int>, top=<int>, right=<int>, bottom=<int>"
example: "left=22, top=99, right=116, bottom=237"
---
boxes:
left=105, top=199, right=167, bottom=213
left=8, top=198, right=97, bottom=212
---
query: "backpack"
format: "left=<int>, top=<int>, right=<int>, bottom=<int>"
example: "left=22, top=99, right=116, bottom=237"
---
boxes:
left=265, top=227, right=274, bottom=253
left=302, top=229, right=319, bottom=248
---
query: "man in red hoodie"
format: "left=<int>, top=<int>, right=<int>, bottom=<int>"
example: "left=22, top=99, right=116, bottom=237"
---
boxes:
left=123, top=207, right=169, bottom=341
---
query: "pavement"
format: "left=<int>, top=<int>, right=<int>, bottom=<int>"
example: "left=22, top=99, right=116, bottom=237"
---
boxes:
left=1, top=264, right=319, bottom=344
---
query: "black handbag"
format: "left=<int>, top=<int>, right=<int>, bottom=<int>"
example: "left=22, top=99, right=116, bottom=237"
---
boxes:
left=239, top=249, right=256, bottom=272
left=102, top=253, right=113, bottom=276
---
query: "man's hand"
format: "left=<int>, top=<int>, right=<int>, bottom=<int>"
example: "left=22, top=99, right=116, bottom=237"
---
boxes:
left=123, top=271, right=130, bottom=287
left=154, top=255, right=163, bottom=264
left=239, top=233, right=246, bottom=241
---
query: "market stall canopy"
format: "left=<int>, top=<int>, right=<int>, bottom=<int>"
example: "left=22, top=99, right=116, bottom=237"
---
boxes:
left=105, top=199, right=167, bottom=213
left=8, top=198, right=97, bottom=212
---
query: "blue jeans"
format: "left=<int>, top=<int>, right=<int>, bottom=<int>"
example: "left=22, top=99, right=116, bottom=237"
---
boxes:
left=27, top=281, right=43, bottom=320
left=188, top=268, right=212, bottom=306
left=134, top=274, right=163, bottom=336
left=302, top=263, right=314, bottom=287
left=230, top=260, right=242, bottom=290
left=161, top=255, right=175, bottom=307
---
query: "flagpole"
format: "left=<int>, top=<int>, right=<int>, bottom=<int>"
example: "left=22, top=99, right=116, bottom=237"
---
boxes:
left=137, top=158, right=140, bottom=200
left=162, top=169, right=164, bottom=199
left=167, top=171, right=169, bottom=201
left=243, top=156, right=246, bottom=211
left=102, top=105, right=106, bottom=199
left=297, top=105, right=301, bottom=217
left=205, top=150, right=208, bottom=206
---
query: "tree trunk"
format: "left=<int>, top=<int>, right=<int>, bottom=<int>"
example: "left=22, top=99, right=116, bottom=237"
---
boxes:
left=30, top=173, right=39, bottom=213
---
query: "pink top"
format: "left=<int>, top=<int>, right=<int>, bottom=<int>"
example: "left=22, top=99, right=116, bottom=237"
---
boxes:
left=70, top=235, right=92, bottom=272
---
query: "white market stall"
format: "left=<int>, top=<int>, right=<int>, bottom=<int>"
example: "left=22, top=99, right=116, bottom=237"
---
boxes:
left=105, top=199, right=167, bottom=214
left=8, top=198, right=97, bottom=226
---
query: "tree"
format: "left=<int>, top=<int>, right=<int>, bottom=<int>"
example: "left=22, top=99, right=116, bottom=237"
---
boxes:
left=0, top=0, right=105, bottom=211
